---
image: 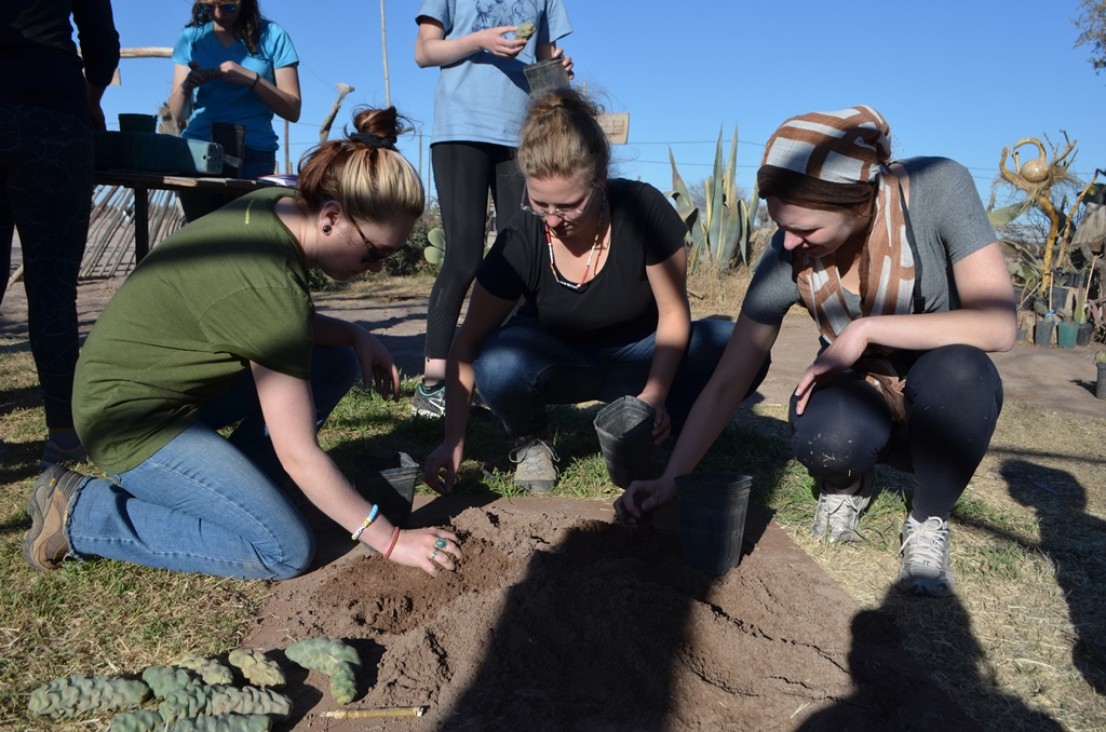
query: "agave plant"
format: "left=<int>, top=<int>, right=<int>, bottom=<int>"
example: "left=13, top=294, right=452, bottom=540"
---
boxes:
left=668, top=126, right=756, bottom=274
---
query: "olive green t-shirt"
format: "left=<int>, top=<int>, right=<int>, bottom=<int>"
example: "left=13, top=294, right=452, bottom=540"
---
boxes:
left=74, top=188, right=314, bottom=473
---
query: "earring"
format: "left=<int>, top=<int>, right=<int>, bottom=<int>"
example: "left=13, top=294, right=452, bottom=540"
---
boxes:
left=322, top=224, right=332, bottom=235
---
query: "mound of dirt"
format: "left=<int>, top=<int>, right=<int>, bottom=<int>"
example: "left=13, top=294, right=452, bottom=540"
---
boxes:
left=243, top=496, right=978, bottom=731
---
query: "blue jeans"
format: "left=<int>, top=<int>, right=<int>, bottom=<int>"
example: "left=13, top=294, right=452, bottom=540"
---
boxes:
left=66, top=346, right=358, bottom=579
left=473, top=315, right=760, bottom=439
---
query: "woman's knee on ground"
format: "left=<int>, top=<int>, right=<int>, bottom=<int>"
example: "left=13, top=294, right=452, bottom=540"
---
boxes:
left=258, top=522, right=316, bottom=580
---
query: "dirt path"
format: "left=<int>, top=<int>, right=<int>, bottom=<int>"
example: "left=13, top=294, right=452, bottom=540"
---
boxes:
left=1, top=275, right=1099, bottom=420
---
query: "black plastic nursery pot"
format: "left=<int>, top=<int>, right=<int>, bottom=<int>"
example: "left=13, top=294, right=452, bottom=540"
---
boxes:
left=1033, top=321, right=1055, bottom=347
left=1076, top=323, right=1094, bottom=347
left=523, top=58, right=570, bottom=98
left=593, top=396, right=657, bottom=489
left=118, top=112, right=156, bottom=133
left=353, top=452, right=418, bottom=527
left=675, top=472, right=752, bottom=575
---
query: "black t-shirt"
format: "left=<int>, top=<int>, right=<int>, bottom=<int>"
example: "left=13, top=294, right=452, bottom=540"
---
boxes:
left=477, top=178, right=686, bottom=346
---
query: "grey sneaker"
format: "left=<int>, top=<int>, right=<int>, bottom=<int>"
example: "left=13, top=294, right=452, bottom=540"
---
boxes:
left=508, top=436, right=559, bottom=494
left=24, top=465, right=85, bottom=571
left=810, top=469, right=876, bottom=543
left=897, top=516, right=955, bottom=597
left=411, top=381, right=446, bottom=418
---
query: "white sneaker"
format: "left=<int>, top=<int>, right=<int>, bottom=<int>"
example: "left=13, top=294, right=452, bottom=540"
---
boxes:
left=508, top=436, right=558, bottom=494
left=897, top=516, right=955, bottom=597
left=810, top=470, right=876, bottom=543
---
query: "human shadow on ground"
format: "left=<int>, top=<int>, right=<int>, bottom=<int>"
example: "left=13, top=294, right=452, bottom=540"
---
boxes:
left=796, top=587, right=1063, bottom=731
left=1004, top=458, right=1106, bottom=694
left=428, top=506, right=771, bottom=731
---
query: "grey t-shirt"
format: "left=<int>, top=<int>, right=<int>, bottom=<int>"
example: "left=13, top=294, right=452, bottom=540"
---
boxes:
left=742, top=157, right=997, bottom=326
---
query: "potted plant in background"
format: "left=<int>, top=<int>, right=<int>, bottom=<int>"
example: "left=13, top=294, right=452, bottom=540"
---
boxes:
left=1034, top=311, right=1057, bottom=347
left=1072, top=255, right=1099, bottom=346
left=1095, top=350, right=1106, bottom=399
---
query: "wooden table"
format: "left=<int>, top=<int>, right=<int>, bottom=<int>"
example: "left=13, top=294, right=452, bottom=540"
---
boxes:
left=93, top=171, right=277, bottom=262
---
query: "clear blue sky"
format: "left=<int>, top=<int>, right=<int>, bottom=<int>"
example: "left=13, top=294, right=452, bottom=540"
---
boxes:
left=101, top=0, right=1106, bottom=209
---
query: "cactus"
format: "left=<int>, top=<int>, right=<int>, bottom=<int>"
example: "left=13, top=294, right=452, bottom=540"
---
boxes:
left=167, top=713, right=273, bottom=732
left=668, top=125, right=755, bottom=274
left=284, top=637, right=361, bottom=705
left=109, top=709, right=165, bottom=732
left=423, top=226, right=446, bottom=265
left=158, top=684, right=292, bottom=724
left=27, top=674, right=150, bottom=719
left=514, top=21, right=535, bottom=40
left=228, top=649, right=285, bottom=688
left=142, top=665, right=202, bottom=698
left=171, top=654, right=234, bottom=685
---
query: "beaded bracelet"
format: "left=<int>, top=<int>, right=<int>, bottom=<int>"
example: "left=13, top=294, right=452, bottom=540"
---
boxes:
left=382, top=526, right=400, bottom=560
left=250, top=72, right=260, bottom=89
left=350, top=503, right=380, bottom=541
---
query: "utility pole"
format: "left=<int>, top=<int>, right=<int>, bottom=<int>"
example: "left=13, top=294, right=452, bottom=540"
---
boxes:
left=380, top=0, right=391, bottom=107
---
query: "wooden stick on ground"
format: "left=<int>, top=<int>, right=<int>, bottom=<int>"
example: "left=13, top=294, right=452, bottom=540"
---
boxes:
left=319, top=705, right=428, bottom=719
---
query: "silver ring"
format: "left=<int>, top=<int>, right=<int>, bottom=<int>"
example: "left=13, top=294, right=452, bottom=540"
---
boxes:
left=431, top=549, right=439, bottom=560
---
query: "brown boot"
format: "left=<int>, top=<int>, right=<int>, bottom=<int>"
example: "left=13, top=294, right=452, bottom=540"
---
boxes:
left=23, top=465, right=85, bottom=571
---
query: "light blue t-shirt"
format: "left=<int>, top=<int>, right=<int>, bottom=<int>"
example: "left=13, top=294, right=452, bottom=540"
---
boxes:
left=416, top=0, right=572, bottom=147
left=171, top=19, right=298, bottom=152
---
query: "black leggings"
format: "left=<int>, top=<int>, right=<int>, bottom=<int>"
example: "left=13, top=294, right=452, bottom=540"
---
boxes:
left=424, top=142, right=524, bottom=361
left=788, top=345, right=1003, bottom=520
left=0, top=103, right=92, bottom=429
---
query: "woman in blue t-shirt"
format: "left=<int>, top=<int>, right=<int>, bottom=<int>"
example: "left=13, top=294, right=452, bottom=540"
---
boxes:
left=168, top=0, right=301, bottom=219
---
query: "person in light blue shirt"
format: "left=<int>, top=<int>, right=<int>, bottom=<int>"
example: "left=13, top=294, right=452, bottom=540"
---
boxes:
left=168, top=0, right=300, bottom=219
left=411, top=0, right=573, bottom=419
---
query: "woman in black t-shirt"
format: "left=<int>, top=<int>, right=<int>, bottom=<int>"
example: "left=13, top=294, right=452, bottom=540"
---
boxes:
left=424, top=89, right=763, bottom=494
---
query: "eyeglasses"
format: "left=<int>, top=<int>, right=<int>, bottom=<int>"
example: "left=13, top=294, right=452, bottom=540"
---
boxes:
left=200, top=3, right=239, bottom=14
left=520, top=183, right=598, bottom=222
left=349, top=216, right=406, bottom=264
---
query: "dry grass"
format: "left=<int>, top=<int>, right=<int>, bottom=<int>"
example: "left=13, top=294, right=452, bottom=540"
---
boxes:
left=690, top=269, right=1106, bottom=731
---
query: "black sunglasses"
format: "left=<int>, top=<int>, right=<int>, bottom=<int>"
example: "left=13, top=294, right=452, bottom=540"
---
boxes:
left=349, top=216, right=407, bottom=264
left=200, top=3, right=239, bottom=15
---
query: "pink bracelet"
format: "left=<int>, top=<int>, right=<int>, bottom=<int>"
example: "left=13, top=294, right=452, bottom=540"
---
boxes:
left=382, top=526, right=400, bottom=560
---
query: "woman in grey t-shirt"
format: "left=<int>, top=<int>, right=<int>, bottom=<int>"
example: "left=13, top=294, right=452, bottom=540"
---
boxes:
left=617, top=105, right=1016, bottom=597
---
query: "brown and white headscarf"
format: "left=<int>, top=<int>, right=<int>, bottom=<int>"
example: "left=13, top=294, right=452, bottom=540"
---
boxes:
left=758, top=105, right=917, bottom=418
